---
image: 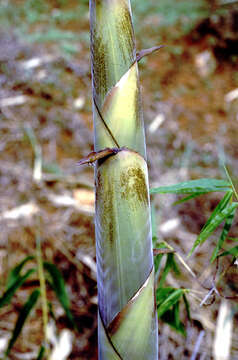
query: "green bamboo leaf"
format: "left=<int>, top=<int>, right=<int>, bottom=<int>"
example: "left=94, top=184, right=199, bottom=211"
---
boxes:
left=210, top=208, right=236, bottom=262
left=159, top=254, right=179, bottom=288
left=0, top=269, right=36, bottom=308
left=201, top=191, right=233, bottom=231
left=43, top=262, right=76, bottom=328
left=156, top=289, right=189, bottom=335
left=156, top=287, right=175, bottom=304
left=161, top=302, right=186, bottom=336
left=6, top=256, right=35, bottom=290
left=173, top=192, right=207, bottom=205
left=188, top=201, right=238, bottom=257
left=227, top=237, right=238, bottom=242
left=150, top=178, right=231, bottom=195
left=174, top=300, right=180, bottom=328
left=218, top=245, right=238, bottom=258
left=157, top=288, right=185, bottom=318
left=5, top=289, right=40, bottom=356
left=183, top=294, right=191, bottom=321
left=36, top=346, right=45, bottom=360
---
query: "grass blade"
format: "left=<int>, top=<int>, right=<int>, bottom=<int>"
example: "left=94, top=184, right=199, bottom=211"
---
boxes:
left=36, top=346, right=45, bottom=360
left=150, top=178, right=231, bottom=195
left=43, top=262, right=76, bottom=328
left=5, top=289, right=40, bottom=356
left=0, top=268, right=36, bottom=308
left=6, top=255, right=35, bottom=290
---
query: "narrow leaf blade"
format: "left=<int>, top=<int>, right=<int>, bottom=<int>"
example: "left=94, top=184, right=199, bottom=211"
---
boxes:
left=173, top=192, right=207, bottom=205
left=183, top=294, right=191, bottom=321
left=202, top=191, right=233, bottom=232
left=157, top=288, right=185, bottom=318
left=188, top=201, right=238, bottom=257
left=161, top=307, right=186, bottom=336
left=160, top=301, right=186, bottom=336
left=43, top=262, right=76, bottom=328
left=211, top=208, right=236, bottom=262
left=159, top=254, right=179, bottom=288
left=0, top=269, right=36, bottom=308
left=6, top=256, right=35, bottom=290
left=218, top=245, right=238, bottom=258
left=150, top=179, right=231, bottom=195
left=36, top=345, right=45, bottom=360
left=5, top=289, right=40, bottom=356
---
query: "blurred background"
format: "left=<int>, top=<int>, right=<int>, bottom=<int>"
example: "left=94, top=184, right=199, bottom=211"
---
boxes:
left=0, top=0, right=238, bottom=358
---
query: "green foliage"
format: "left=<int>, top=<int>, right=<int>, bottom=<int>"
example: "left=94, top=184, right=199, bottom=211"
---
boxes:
left=150, top=178, right=231, bottom=196
left=0, top=268, right=36, bottom=308
left=159, top=253, right=180, bottom=288
left=155, top=284, right=189, bottom=336
left=153, top=229, right=189, bottom=336
left=152, top=172, right=238, bottom=335
left=218, top=245, right=238, bottom=258
left=161, top=300, right=185, bottom=335
left=157, top=288, right=184, bottom=317
left=36, top=346, right=45, bottom=360
left=5, top=289, right=40, bottom=356
left=189, top=193, right=237, bottom=256
left=1, top=255, right=76, bottom=357
left=6, top=255, right=35, bottom=290
left=210, top=208, right=236, bottom=262
left=43, top=261, right=76, bottom=329
left=151, top=175, right=238, bottom=261
left=157, top=288, right=189, bottom=336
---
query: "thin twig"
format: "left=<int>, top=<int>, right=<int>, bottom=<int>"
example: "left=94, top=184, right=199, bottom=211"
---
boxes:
left=162, top=240, right=197, bottom=278
left=190, top=330, right=205, bottom=360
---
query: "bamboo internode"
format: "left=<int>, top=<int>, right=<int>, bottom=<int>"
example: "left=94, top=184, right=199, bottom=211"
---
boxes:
left=89, top=0, right=158, bottom=358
